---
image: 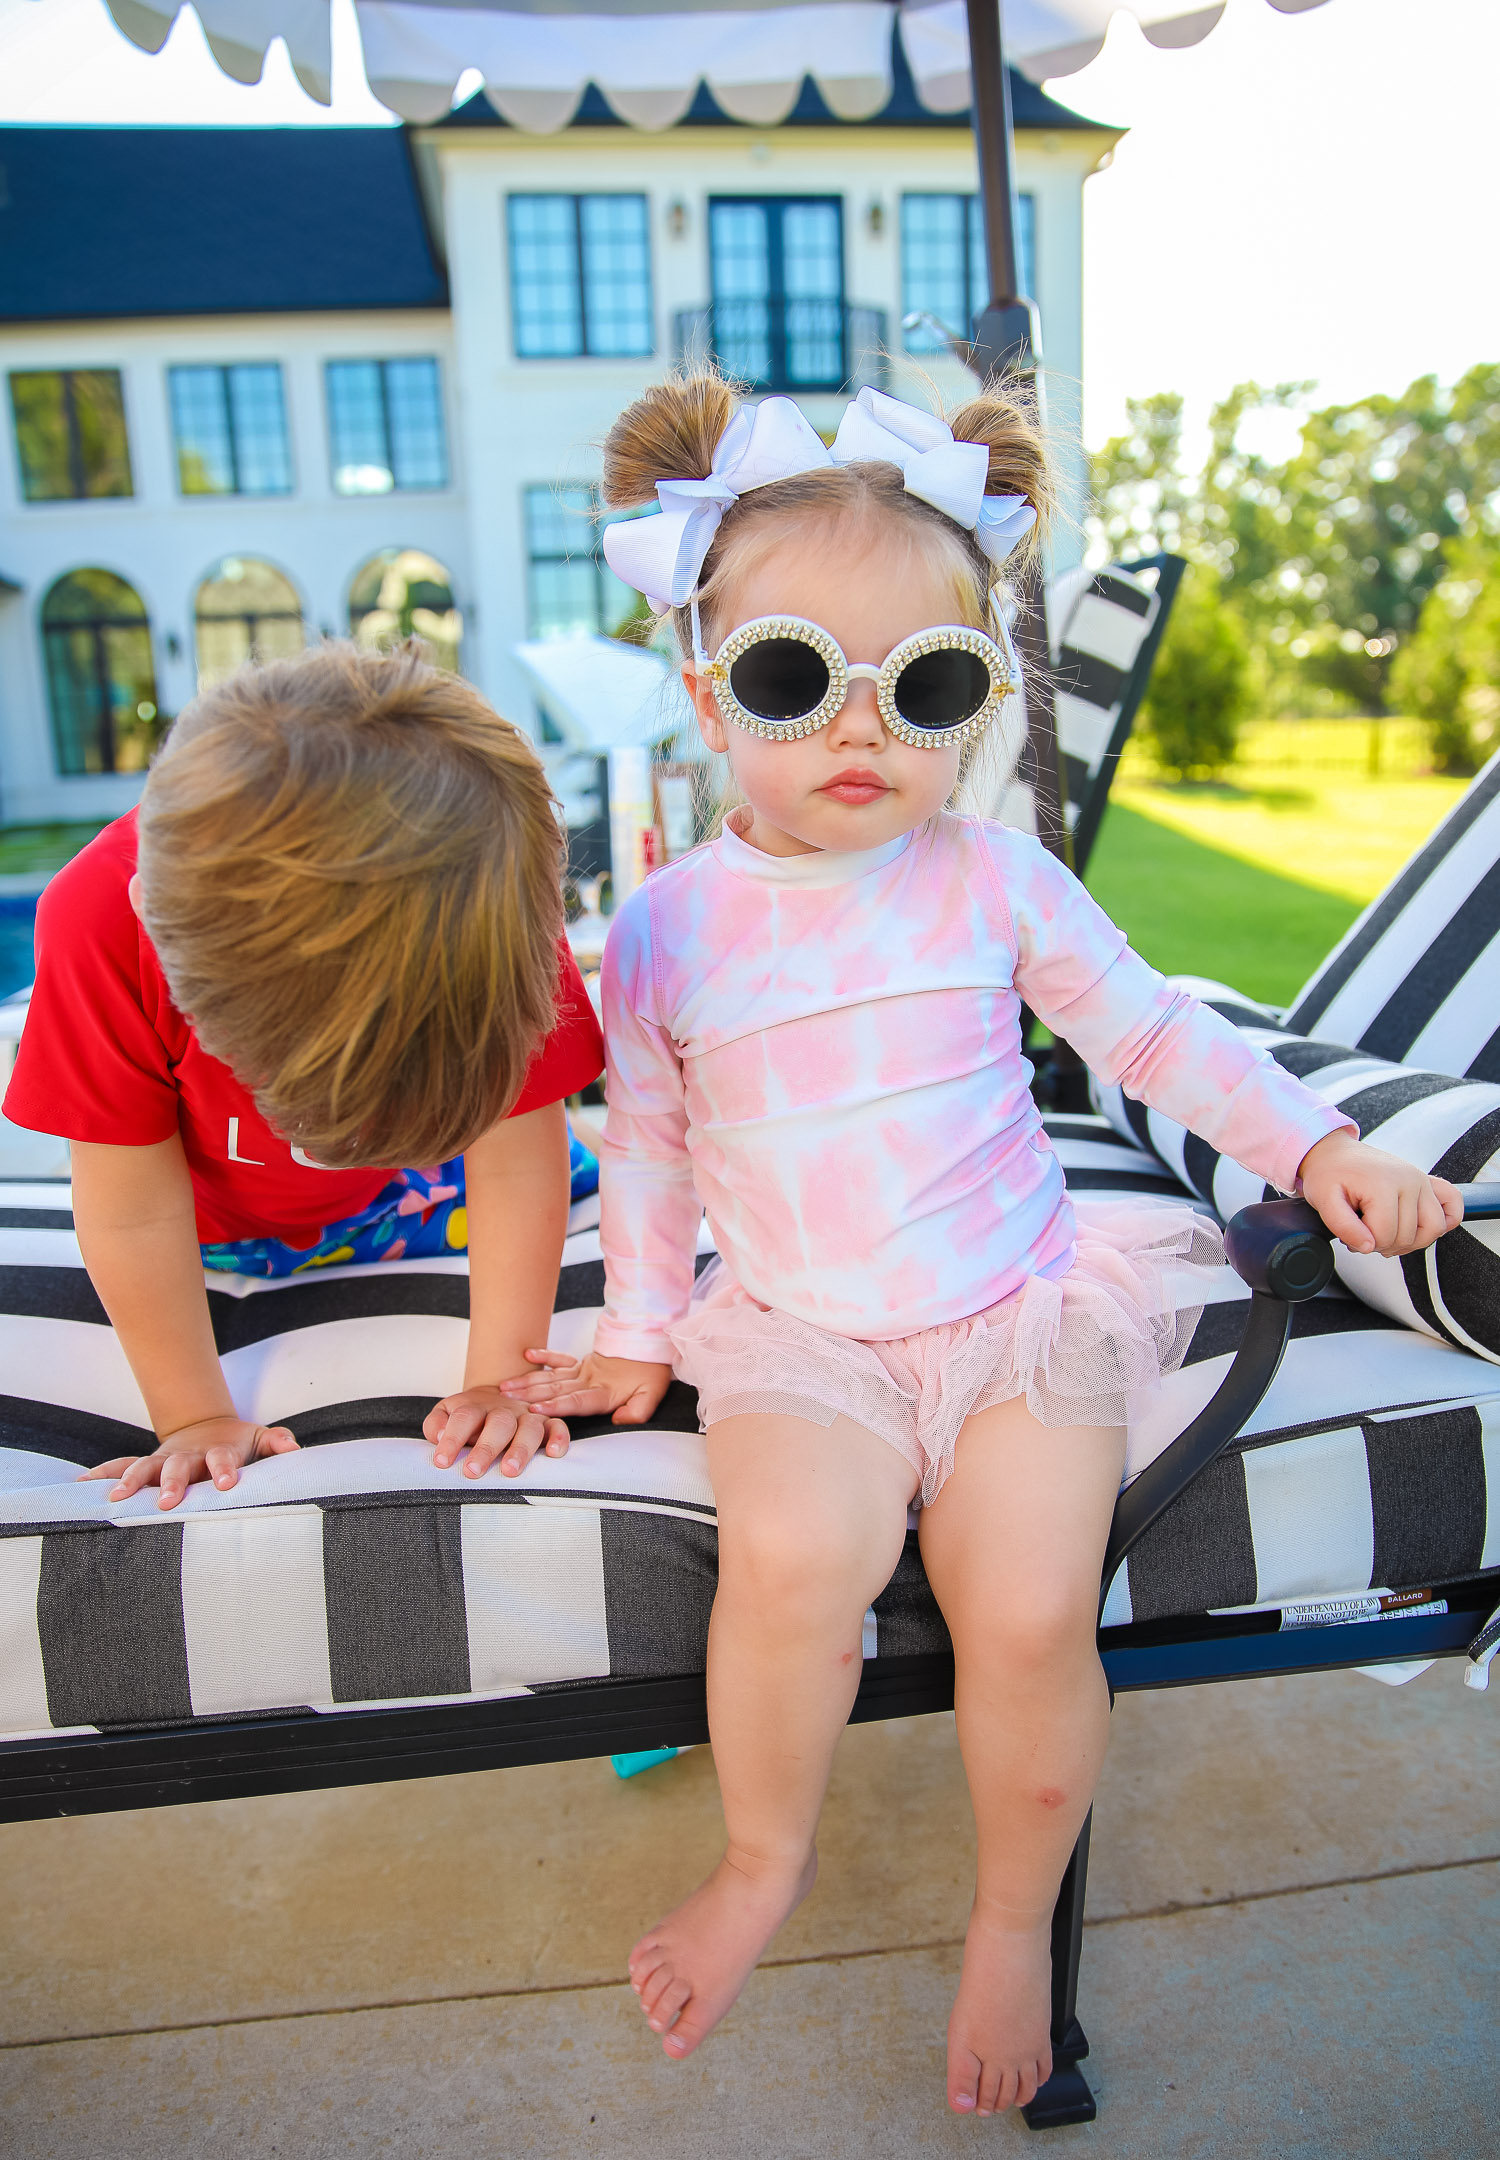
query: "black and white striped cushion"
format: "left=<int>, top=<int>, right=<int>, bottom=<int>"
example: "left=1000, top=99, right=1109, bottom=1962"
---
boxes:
left=1, top=1129, right=1496, bottom=1737
left=993, top=564, right=1160, bottom=844
left=1090, top=982, right=1500, bottom=1362
left=1050, top=564, right=1160, bottom=840
left=1286, top=747, right=1500, bottom=1081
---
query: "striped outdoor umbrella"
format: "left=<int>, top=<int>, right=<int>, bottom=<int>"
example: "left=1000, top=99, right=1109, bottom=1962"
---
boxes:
left=99, top=1, right=1334, bottom=128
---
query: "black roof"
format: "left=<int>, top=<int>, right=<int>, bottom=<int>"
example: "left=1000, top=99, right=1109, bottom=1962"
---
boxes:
left=0, top=127, right=448, bottom=325
left=441, top=42, right=1112, bottom=131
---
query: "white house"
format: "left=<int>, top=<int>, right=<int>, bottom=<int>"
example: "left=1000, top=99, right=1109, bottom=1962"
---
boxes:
left=0, top=62, right=1118, bottom=828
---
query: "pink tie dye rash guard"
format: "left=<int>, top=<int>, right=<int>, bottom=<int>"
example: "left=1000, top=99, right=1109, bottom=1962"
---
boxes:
left=595, top=811, right=1353, bottom=1362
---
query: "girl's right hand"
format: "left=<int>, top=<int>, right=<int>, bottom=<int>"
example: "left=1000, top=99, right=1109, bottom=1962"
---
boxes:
left=503, top=1350, right=674, bottom=1426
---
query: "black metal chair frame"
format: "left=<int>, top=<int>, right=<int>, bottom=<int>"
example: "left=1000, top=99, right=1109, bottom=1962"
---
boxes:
left=3, top=1188, right=1495, bottom=2131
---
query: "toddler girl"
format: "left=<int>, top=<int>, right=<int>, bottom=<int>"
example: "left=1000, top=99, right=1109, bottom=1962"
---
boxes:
left=513, top=376, right=1460, bottom=2114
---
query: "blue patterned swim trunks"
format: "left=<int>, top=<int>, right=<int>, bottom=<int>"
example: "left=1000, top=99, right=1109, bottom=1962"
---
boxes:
left=201, top=1124, right=599, bottom=1279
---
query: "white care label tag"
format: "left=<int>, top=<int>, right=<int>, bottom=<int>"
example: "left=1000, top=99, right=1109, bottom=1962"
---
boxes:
left=1279, top=1589, right=1448, bottom=1631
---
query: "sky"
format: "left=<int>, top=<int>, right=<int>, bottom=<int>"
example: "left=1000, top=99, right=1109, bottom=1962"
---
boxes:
left=2, top=0, right=1497, bottom=458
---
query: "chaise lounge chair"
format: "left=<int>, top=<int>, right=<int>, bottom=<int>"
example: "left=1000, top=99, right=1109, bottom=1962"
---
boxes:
left=1, top=744, right=1494, bottom=2133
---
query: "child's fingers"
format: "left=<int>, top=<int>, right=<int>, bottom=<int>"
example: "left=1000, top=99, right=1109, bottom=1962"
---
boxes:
left=1316, top=1186, right=1376, bottom=1253
left=431, top=1401, right=488, bottom=1467
left=253, top=1426, right=300, bottom=1459
left=498, top=1411, right=550, bottom=1479
left=522, top=1349, right=579, bottom=1371
left=462, top=1405, right=521, bottom=1479
left=78, top=1454, right=141, bottom=1484
left=111, top=1453, right=168, bottom=1501
left=493, top=1371, right=563, bottom=1401
left=155, top=1454, right=200, bottom=1511
left=1432, top=1176, right=1465, bottom=1231
left=204, top=1444, right=242, bottom=1493
left=1413, top=1181, right=1450, bottom=1253
left=422, top=1402, right=449, bottom=1444
left=542, top=1417, right=570, bottom=1459
left=613, top=1386, right=665, bottom=1426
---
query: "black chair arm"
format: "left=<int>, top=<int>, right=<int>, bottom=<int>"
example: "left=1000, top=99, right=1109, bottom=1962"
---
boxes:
left=1098, top=1183, right=1497, bottom=1616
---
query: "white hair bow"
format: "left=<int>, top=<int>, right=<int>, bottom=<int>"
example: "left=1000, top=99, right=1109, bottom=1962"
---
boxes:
left=832, top=388, right=1036, bottom=568
left=600, top=385, right=1036, bottom=611
left=601, top=396, right=832, bottom=612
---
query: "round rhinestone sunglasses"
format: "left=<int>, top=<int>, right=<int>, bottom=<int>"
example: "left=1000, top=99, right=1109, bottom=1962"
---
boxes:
left=701, top=616, right=1016, bottom=750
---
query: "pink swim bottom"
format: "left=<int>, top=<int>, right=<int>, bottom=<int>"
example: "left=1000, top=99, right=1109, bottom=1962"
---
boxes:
left=669, top=1198, right=1225, bottom=1508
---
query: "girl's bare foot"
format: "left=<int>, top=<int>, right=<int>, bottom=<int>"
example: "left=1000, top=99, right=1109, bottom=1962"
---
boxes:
left=628, top=1847, right=817, bottom=2060
left=947, top=1904, right=1054, bottom=2116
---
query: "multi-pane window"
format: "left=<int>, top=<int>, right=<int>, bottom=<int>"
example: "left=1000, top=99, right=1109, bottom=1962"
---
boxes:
left=507, top=196, right=653, bottom=359
left=525, top=486, right=637, bottom=640
left=708, top=197, right=845, bottom=392
left=326, top=358, right=448, bottom=496
left=194, top=556, right=306, bottom=688
left=169, top=364, right=292, bottom=496
left=901, top=193, right=1036, bottom=351
left=9, top=370, right=133, bottom=502
left=41, top=568, right=161, bottom=775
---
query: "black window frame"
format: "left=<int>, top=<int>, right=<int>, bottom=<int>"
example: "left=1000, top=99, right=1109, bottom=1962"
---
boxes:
left=167, top=361, right=293, bottom=499
left=506, top=193, right=655, bottom=362
left=40, top=567, right=161, bottom=776
left=325, top=357, right=450, bottom=496
left=8, top=368, right=134, bottom=503
left=706, top=194, right=847, bottom=395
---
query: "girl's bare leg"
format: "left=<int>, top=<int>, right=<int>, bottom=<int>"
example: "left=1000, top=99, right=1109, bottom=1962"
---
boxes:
left=629, top=1411, right=917, bottom=2059
left=918, top=1397, right=1125, bottom=2118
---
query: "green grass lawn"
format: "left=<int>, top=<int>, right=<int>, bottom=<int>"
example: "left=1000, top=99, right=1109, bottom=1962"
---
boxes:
left=1087, top=802, right=1363, bottom=1008
left=1088, top=751, right=1468, bottom=1008
left=0, top=821, right=107, bottom=876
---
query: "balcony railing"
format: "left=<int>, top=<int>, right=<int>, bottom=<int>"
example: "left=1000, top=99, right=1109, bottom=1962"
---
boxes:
left=672, top=299, right=889, bottom=396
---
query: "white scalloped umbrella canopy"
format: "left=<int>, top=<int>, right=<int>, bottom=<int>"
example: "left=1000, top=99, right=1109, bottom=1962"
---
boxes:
left=99, top=0, right=1334, bottom=129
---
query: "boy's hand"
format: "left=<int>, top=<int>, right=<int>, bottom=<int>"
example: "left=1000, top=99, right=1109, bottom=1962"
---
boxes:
left=423, top=1386, right=570, bottom=1479
left=79, top=1416, right=300, bottom=1511
left=502, top=1350, right=674, bottom=1427
left=1298, top=1132, right=1463, bottom=1256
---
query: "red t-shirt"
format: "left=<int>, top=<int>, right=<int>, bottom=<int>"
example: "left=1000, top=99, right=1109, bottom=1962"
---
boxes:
left=4, top=810, right=604, bottom=1244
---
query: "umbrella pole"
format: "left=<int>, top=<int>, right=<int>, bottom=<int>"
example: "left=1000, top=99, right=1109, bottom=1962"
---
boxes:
left=963, top=0, right=1069, bottom=865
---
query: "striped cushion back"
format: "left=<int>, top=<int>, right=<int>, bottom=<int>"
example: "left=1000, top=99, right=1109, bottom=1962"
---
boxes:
left=1286, top=748, right=1500, bottom=1080
left=988, top=561, right=1168, bottom=852
left=1050, top=563, right=1161, bottom=848
left=1090, top=978, right=1500, bottom=1363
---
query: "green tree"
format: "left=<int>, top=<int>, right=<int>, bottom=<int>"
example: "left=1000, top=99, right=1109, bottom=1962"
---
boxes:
left=1090, top=392, right=1195, bottom=563
left=1390, top=535, right=1500, bottom=773
left=1138, top=566, right=1252, bottom=778
left=1091, top=361, right=1500, bottom=722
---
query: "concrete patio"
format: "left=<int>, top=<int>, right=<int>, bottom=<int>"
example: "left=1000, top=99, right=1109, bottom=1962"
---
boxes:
left=1, top=1657, right=1495, bottom=2158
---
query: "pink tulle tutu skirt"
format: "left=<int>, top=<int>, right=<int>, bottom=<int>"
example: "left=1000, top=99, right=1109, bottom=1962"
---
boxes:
left=669, top=1198, right=1224, bottom=1507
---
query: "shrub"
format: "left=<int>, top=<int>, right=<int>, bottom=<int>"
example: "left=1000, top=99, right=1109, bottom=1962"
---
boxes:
left=1390, top=538, right=1500, bottom=775
left=1138, top=567, right=1251, bottom=778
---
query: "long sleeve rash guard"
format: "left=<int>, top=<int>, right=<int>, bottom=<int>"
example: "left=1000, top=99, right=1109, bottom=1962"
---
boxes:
left=595, top=811, right=1352, bottom=1363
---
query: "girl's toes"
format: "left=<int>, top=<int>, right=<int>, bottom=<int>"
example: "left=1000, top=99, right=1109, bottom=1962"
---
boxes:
left=947, top=2046, right=982, bottom=2114
left=662, top=2011, right=711, bottom=2061
left=638, top=1961, right=680, bottom=2020
left=632, top=1955, right=672, bottom=2008
left=647, top=1976, right=692, bottom=2035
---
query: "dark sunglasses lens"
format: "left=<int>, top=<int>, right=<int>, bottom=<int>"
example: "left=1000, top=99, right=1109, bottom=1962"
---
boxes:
left=893, top=649, right=993, bottom=731
left=728, top=637, right=831, bottom=722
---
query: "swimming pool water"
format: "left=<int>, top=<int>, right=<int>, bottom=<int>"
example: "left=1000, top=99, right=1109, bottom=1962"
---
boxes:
left=0, top=898, right=37, bottom=1000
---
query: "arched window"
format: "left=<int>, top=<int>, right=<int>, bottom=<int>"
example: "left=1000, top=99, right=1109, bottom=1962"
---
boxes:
left=194, top=556, right=306, bottom=689
left=41, top=569, right=161, bottom=776
left=348, top=550, right=462, bottom=676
